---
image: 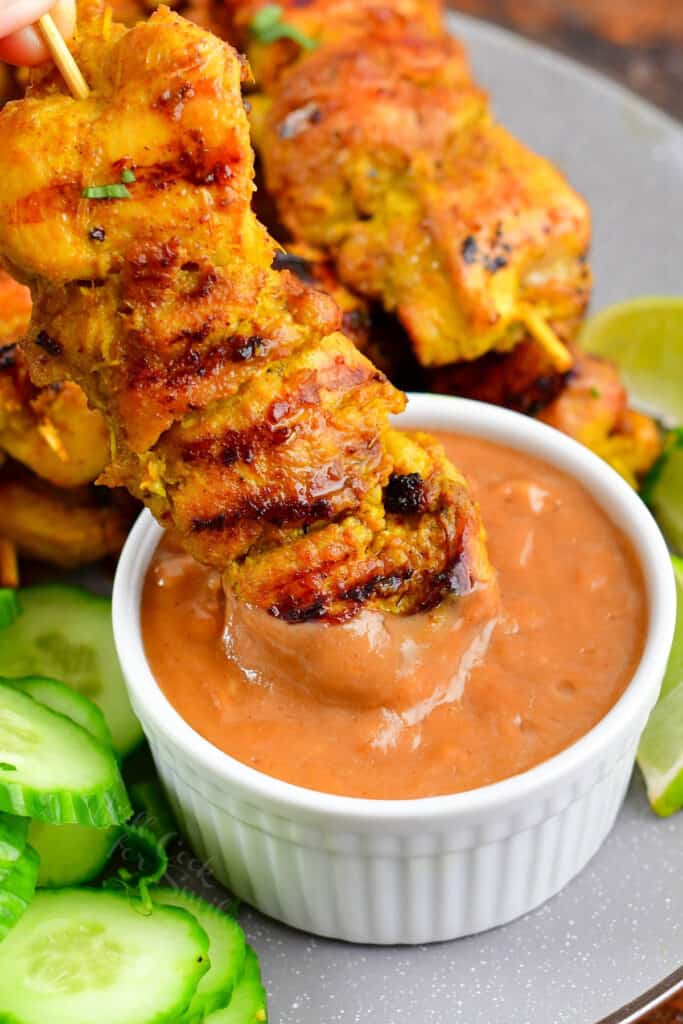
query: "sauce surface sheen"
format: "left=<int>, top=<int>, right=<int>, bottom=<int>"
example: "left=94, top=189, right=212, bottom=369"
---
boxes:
left=142, top=431, right=646, bottom=799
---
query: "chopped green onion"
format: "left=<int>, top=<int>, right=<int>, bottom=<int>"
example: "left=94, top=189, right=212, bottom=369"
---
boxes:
left=589, top=386, right=601, bottom=399
left=0, top=588, right=19, bottom=629
left=120, top=168, right=136, bottom=184
left=249, top=3, right=317, bottom=50
left=0, top=763, right=16, bottom=772
left=82, top=183, right=132, bottom=200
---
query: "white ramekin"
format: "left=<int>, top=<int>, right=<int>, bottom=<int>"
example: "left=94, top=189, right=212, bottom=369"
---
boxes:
left=113, top=394, right=676, bottom=944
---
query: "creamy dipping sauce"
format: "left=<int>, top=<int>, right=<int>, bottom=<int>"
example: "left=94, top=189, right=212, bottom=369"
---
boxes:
left=142, top=433, right=646, bottom=800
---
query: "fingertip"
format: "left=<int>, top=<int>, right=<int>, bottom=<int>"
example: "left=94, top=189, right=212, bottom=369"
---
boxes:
left=50, top=0, right=76, bottom=43
left=0, top=25, right=50, bottom=66
left=0, top=0, right=77, bottom=67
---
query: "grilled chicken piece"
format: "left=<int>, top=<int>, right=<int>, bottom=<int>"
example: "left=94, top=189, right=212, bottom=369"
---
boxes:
left=432, top=339, right=661, bottom=486
left=0, top=271, right=109, bottom=489
left=0, top=462, right=134, bottom=568
left=0, top=6, right=491, bottom=621
left=429, top=336, right=569, bottom=417
left=539, top=351, right=661, bottom=488
left=227, top=0, right=591, bottom=371
left=0, top=63, right=23, bottom=111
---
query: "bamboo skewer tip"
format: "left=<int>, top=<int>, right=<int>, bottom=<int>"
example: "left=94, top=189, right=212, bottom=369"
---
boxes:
left=37, top=12, right=90, bottom=100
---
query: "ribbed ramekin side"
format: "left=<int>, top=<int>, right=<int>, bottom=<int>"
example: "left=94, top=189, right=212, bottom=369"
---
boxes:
left=141, top=723, right=639, bottom=944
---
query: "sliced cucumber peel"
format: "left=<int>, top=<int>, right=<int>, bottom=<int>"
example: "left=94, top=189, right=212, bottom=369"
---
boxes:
left=104, top=824, right=168, bottom=905
left=0, top=810, right=29, bottom=883
left=0, top=683, right=131, bottom=827
left=6, top=677, right=113, bottom=749
left=0, top=585, right=143, bottom=757
left=0, top=888, right=210, bottom=1024
left=205, top=946, right=268, bottom=1023
left=129, top=779, right=178, bottom=844
left=0, top=842, right=39, bottom=941
left=30, top=821, right=121, bottom=888
left=152, top=888, right=247, bottom=1019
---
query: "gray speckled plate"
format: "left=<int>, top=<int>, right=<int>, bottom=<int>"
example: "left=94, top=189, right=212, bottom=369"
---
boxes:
left=228, top=14, right=683, bottom=1024
left=80, top=12, right=683, bottom=1024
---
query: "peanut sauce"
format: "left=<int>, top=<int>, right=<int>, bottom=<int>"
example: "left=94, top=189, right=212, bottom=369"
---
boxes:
left=142, top=432, right=646, bottom=799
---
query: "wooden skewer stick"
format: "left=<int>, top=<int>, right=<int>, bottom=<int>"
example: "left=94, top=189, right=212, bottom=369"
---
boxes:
left=0, top=538, right=19, bottom=589
left=519, top=304, right=573, bottom=374
left=37, top=12, right=90, bottom=100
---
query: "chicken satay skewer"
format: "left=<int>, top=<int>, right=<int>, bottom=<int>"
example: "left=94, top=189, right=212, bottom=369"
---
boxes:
left=37, top=12, right=90, bottom=99
left=0, top=6, right=493, bottom=624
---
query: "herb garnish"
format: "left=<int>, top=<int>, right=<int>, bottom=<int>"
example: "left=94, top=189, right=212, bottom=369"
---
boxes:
left=82, top=169, right=136, bottom=200
left=249, top=4, right=317, bottom=50
left=82, top=183, right=131, bottom=200
left=0, top=763, right=16, bottom=772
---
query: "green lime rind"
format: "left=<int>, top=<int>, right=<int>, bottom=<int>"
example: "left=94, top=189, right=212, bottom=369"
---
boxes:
left=0, top=590, right=20, bottom=630
left=152, top=888, right=247, bottom=1020
left=29, top=821, right=121, bottom=888
left=637, top=557, right=683, bottom=815
left=5, top=676, right=113, bottom=749
left=0, top=683, right=131, bottom=828
left=578, top=296, right=683, bottom=426
left=637, top=679, right=683, bottom=817
left=0, top=812, right=29, bottom=884
left=0, top=584, right=143, bottom=758
left=0, top=888, right=210, bottom=1024
left=0, top=843, right=39, bottom=941
left=204, top=946, right=268, bottom=1024
left=658, top=556, right=683, bottom=702
left=641, top=432, right=683, bottom=555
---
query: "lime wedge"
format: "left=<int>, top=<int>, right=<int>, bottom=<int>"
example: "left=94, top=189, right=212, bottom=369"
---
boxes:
left=642, top=430, right=683, bottom=554
left=578, top=297, right=683, bottom=427
left=637, top=555, right=683, bottom=815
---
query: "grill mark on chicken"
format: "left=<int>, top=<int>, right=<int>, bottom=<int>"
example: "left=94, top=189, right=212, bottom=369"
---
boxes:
left=34, top=331, right=63, bottom=357
left=231, top=0, right=591, bottom=369
left=191, top=495, right=332, bottom=533
left=181, top=419, right=293, bottom=466
left=383, top=472, right=425, bottom=515
left=0, top=344, right=17, bottom=371
left=0, top=6, right=493, bottom=620
left=430, top=339, right=569, bottom=415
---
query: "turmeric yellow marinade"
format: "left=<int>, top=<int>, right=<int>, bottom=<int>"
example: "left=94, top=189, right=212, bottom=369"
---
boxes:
left=226, top=0, right=660, bottom=483
left=0, top=5, right=491, bottom=622
left=0, top=270, right=132, bottom=567
left=0, top=271, right=109, bottom=490
left=227, top=0, right=591, bottom=371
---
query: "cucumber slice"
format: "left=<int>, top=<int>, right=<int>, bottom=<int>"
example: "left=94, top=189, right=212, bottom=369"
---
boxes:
left=152, top=889, right=247, bottom=1019
left=107, top=824, right=168, bottom=892
left=0, top=888, right=210, bottom=1024
left=0, top=683, right=131, bottom=827
left=0, top=585, right=143, bottom=757
left=0, top=843, right=39, bottom=941
left=0, top=811, right=29, bottom=883
left=6, top=677, right=113, bottom=749
left=29, top=821, right=120, bottom=888
left=205, top=947, right=268, bottom=1024
left=129, top=779, right=178, bottom=843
